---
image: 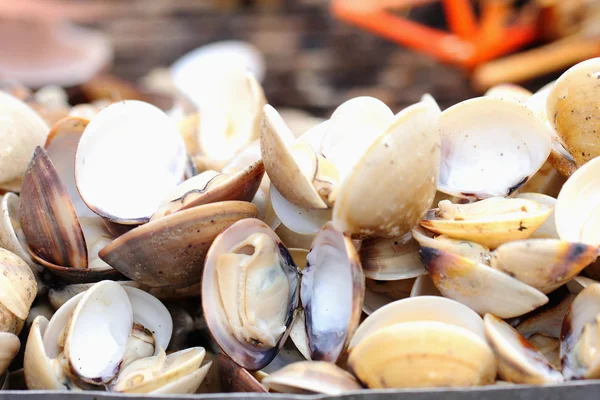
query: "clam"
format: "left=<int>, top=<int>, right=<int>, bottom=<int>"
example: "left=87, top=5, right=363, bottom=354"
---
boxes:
left=0, top=333, right=19, bottom=377
left=262, top=97, right=441, bottom=237
left=529, top=334, right=561, bottom=371
left=438, top=97, right=551, bottom=199
left=411, top=225, right=491, bottom=265
left=99, top=201, right=258, bottom=288
left=189, top=69, right=266, bottom=164
left=358, top=232, right=426, bottom=280
left=24, top=280, right=206, bottom=393
left=490, top=239, right=598, bottom=293
left=547, top=58, right=600, bottom=167
left=483, top=314, right=564, bottom=384
left=419, top=247, right=548, bottom=318
left=261, top=361, right=361, bottom=394
left=0, top=91, right=49, bottom=190
left=485, top=84, right=533, bottom=104
left=74, top=100, right=188, bottom=224
left=555, top=155, right=600, bottom=246
left=421, top=197, right=553, bottom=249
left=203, top=218, right=364, bottom=370
left=19, top=146, right=120, bottom=283
left=0, top=248, right=37, bottom=334
left=561, top=283, right=600, bottom=379
left=347, top=297, right=496, bottom=388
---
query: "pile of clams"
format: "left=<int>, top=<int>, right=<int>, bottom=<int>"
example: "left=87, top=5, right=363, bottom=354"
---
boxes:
left=3, top=57, right=600, bottom=394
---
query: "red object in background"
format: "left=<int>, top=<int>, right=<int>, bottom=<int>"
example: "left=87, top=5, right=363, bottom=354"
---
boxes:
left=331, top=0, right=538, bottom=69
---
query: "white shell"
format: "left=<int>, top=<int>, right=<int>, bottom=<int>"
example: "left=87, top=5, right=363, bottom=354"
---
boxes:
left=75, top=100, right=188, bottom=224
left=438, top=97, right=552, bottom=199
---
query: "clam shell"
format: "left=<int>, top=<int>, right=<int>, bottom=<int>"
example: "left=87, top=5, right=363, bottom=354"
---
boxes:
left=270, top=185, right=332, bottom=235
left=421, top=197, right=553, bottom=249
left=485, top=84, right=532, bottom=104
left=150, top=361, right=212, bottom=394
left=202, top=218, right=298, bottom=370
left=411, top=226, right=491, bottom=265
left=514, top=193, right=559, bottom=239
left=529, top=334, right=561, bottom=370
left=112, top=347, right=207, bottom=393
left=100, top=201, right=258, bottom=288
left=0, top=248, right=37, bottom=322
left=490, top=239, right=598, bottom=293
left=348, top=321, right=496, bottom=388
left=332, top=100, right=440, bottom=238
left=23, top=316, right=67, bottom=390
left=63, top=281, right=133, bottom=384
left=321, top=97, right=394, bottom=180
left=196, top=70, right=265, bottom=163
left=438, top=97, right=551, bottom=199
left=420, top=247, right=548, bottom=318
left=75, top=100, right=188, bottom=224
left=0, top=333, right=19, bottom=377
left=301, top=222, right=365, bottom=362
left=217, top=353, right=267, bottom=393
left=483, top=314, right=564, bottom=384
left=359, top=232, right=426, bottom=280
left=409, top=274, right=442, bottom=297
left=260, top=105, right=328, bottom=209
left=262, top=361, right=361, bottom=394
left=555, top=155, right=600, bottom=246
left=20, top=147, right=87, bottom=269
left=0, top=92, right=49, bottom=186
left=152, top=160, right=264, bottom=220
left=349, top=296, right=486, bottom=351
left=561, top=283, right=600, bottom=379
left=516, top=294, right=575, bottom=339
left=0, top=193, right=38, bottom=269
left=547, top=58, right=600, bottom=166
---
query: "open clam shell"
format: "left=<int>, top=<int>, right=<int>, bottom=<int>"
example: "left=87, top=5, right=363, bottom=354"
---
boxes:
left=420, top=247, right=548, bottom=318
left=262, top=361, right=361, bottom=394
left=75, top=100, right=188, bottom=224
left=203, top=219, right=364, bottom=370
left=547, top=58, right=600, bottom=167
left=64, top=281, right=133, bottom=384
left=555, top=155, right=600, bottom=246
left=0, top=91, right=49, bottom=187
left=331, top=99, right=440, bottom=238
left=421, top=197, right=553, bottom=249
left=490, top=239, right=598, bottom=293
left=483, top=314, right=564, bottom=384
left=261, top=105, right=328, bottom=210
left=348, top=321, right=496, bottom=389
left=561, top=283, right=600, bottom=379
left=100, top=201, right=258, bottom=288
left=202, top=218, right=299, bottom=370
left=300, top=222, right=365, bottom=362
left=438, top=97, right=551, bottom=199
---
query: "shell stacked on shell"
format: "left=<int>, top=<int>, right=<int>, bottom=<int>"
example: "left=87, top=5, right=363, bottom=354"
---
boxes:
left=1, top=57, right=600, bottom=393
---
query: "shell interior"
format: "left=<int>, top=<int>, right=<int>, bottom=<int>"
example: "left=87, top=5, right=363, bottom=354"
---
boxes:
left=75, top=100, right=188, bottom=224
left=301, top=222, right=364, bottom=362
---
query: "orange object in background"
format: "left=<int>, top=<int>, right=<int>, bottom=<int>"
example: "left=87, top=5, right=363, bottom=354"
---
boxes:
left=331, top=0, right=538, bottom=69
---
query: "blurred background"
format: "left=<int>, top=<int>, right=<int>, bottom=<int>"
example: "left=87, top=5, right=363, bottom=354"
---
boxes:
left=1, top=0, right=599, bottom=116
